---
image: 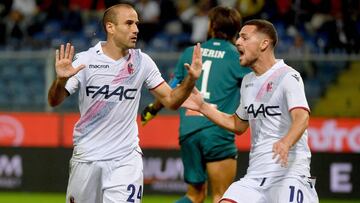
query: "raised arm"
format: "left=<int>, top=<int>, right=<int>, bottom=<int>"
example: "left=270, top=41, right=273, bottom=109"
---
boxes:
left=182, top=88, right=249, bottom=135
left=150, top=43, right=202, bottom=110
left=48, top=43, right=85, bottom=107
left=140, top=78, right=181, bottom=126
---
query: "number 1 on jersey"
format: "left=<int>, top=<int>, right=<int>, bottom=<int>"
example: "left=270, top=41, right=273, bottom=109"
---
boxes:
left=200, top=60, right=212, bottom=99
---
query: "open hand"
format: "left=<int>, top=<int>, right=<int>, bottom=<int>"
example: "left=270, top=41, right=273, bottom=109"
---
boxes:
left=184, top=43, right=202, bottom=80
left=181, top=87, right=204, bottom=112
left=55, top=43, right=85, bottom=80
left=272, top=138, right=291, bottom=167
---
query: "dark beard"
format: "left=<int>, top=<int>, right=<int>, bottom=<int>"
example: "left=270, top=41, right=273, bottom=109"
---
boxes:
left=241, top=57, right=257, bottom=67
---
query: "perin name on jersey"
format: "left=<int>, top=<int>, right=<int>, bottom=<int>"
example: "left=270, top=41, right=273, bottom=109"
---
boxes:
left=201, top=48, right=225, bottom=59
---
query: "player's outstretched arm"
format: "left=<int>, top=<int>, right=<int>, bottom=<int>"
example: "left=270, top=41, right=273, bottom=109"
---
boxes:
left=141, top=77, right=181, bottom=125
left=151, top=43, right=202, bottom=110
left=182, top=88, right=248, bottom=135
left=48, top=43, right=85, bottom=107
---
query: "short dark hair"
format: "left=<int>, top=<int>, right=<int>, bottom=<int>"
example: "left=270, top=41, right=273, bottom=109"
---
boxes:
left=243, top=19, right=278, bottom=48
left=208, top=6, right=242, bottom=41
left=102, top=3, right=135, bottom=34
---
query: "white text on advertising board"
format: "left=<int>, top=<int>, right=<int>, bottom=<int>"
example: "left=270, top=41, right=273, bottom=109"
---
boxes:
left=0, top=154, right=22, bottom=188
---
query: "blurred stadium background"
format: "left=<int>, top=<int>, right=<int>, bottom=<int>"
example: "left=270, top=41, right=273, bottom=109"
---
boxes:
left=0, top=0, right=359, bottom=202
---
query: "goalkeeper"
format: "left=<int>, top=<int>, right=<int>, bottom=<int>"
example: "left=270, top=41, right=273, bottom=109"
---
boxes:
left=141, top=6, right=250, bottom=203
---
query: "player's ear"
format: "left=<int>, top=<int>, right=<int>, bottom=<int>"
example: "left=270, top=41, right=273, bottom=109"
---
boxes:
left=105, top=22, right=115, bottom=34
left=260, top=39, right=270, bottom=51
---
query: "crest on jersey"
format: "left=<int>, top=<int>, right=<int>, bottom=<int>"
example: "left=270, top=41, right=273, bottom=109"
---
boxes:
left=266, top=82, right=273, bottom=92
left=128, top=63, right=134, bottom=74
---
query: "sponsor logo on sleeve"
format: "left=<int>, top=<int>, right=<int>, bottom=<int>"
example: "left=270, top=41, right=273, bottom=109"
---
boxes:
left=291, top=74, right=300, bottom=82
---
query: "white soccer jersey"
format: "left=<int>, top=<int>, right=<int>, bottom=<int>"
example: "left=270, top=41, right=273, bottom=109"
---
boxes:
left=236, top=59, right=311, bottom=178
left=65, top=42, right=164, bottom=161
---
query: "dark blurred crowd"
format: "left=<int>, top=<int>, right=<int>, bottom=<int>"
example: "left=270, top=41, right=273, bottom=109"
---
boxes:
left=0, top=0, right=359, bottom=54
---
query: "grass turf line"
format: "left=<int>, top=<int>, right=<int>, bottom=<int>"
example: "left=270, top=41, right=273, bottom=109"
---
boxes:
left=0, top=192, right=359, bottom=203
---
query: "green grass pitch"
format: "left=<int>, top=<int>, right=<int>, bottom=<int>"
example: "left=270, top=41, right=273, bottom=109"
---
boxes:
left=0, top=192, right=359, bottom=203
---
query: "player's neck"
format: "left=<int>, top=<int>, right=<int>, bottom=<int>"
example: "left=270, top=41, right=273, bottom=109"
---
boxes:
left=252, top=53, right=276, bottom=76
left=101, top=41, right=129, bottom=61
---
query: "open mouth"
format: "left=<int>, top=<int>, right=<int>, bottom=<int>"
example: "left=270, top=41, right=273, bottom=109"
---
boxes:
left=239, top=50, right=244, bottom=56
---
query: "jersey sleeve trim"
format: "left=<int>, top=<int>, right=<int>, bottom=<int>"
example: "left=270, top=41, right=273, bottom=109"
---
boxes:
left=220, top=198, right=237, bottom=203
left=150, top=80, right=165, bottom=90
left=289, top=106, right=311, bottom=114
left=235, top=112, right=248, bottom=122
left=64, top=88, right=70, bottom=96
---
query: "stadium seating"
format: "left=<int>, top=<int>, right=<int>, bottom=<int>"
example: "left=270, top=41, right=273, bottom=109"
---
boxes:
left=312, top=61, right=360, bottom=117
left=0, top=59, right=46, bottom=111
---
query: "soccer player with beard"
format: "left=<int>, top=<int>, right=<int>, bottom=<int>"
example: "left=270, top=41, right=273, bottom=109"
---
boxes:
left=182, top=19, right=319, bottom=203
left=141, top=6, right=250, bottom=203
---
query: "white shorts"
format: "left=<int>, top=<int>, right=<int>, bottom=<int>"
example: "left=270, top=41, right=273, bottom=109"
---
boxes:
left=221, top=176, right=319, bottom=203
left=66, top=148, right=143, bottom=203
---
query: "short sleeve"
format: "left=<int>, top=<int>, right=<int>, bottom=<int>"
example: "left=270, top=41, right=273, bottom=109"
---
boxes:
left=142, top=54, right=164, bottom=90
left=235, top=77, right=249, bottom=120
left=283, top=72, right=310, bottom=112
left=65, top=77, right=80, bottom=95
left=64, top=54, right=83, bottom=95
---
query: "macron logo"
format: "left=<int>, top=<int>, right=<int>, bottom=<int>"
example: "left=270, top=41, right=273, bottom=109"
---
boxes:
left=89, top=64, right=110, bottom=69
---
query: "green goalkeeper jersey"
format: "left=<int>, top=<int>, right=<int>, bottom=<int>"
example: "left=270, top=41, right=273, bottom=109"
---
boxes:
left=174, top=38, right=250, bottom=140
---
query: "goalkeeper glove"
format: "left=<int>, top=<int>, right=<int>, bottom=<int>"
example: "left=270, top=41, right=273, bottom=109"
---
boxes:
left=140, top=103, right=160, bottom=126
